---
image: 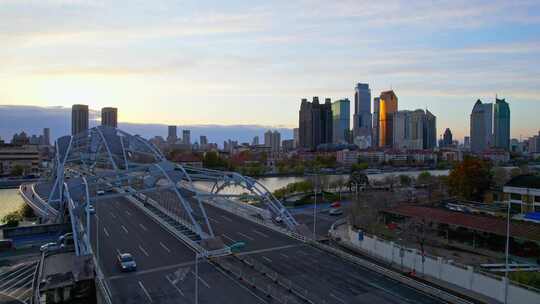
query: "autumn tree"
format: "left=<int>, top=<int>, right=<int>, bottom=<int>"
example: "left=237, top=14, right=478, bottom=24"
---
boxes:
left=447, top=156, right=492, bottom=201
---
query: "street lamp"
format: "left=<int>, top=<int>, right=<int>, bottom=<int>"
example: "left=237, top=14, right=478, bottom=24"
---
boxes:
left=504, top=199, right=511, bottom=304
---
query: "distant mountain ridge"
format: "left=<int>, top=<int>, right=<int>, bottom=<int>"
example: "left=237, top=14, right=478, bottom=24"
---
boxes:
left=0, top=105, right=293, bottom=146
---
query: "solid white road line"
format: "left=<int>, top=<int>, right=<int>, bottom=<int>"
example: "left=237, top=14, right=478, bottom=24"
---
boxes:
left=139, top=223, right=148, bottom=231
left=139, top=281, right=153, bottom=302
left=262, top=256, right=272, bottom=263
left=221, top=234, right=236, bottom=243
left=220, top=215, right=233, bottom=222
left=160, top=242, right=171, bottom=253
left=166, top=275, right=184, bottom=296
left=330, top=293, right=346, bottom=304
left=236, top=232, right=254, bottom=241
left=139, top=245, right=149, bottom=257
left=121, top=225, right=128, bottom=234
left=103, top=227, right=110, bottom=237
left=191, top=271, right=210, bottom=288
left=252, top=229, right=269, bottom=238
left=279, top=253, right=289, bottom=259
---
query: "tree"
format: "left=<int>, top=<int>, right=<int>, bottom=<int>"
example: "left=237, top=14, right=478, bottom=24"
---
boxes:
left=447, top=157, right=492, bottom=201
left=399, top=174, right=412, bottom=186
left=1, top=211, right=20, bottom=227
left=492, top=167, right=509, bottom=188
left=417, top=171, right=433, bottom=185
left=202, top=151, right=226, bottom=169
left=351, top=162, right=368, bottom=172
left=510, top=167, right=522, bottom=178
left=10, top=164, right=25, bottom=176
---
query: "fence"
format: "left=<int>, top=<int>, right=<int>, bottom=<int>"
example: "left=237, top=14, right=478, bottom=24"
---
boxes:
left=340, top=227, right=540, bottom=304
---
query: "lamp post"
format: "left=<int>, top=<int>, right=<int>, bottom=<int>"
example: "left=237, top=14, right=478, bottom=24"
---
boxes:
left=504, top=199, right=511, bottom=304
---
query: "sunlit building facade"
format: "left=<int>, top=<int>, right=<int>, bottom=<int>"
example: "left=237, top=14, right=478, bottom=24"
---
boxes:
left=378, top=90, right=398, bottom=148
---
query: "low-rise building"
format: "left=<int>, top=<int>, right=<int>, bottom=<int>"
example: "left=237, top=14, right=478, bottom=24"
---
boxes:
left=503, top=175, right=540, bottom=214
left=0, top=144, right=41, bottom=175
left=482, top=149, right=510, bottom=164
left=336, top=149, right=359, bottom=166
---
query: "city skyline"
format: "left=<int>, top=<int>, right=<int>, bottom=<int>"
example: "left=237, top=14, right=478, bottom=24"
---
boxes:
left=1, top=1, right=539, bottom=140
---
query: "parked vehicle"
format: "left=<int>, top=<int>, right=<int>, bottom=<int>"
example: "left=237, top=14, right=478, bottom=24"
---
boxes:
left=117, top=253, right=137, bottom=272
left=40, top=242, right=60, bottom=252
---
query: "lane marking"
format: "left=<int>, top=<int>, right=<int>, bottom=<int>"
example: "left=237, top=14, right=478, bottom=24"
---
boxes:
left=121, top=225, right=128, bottom=234
left=7, top=279, right=32, bottom=297
left=330, top=293, right=346, bottom=304
left=139, top=281, right=153, bottom=302
left=191, top=271, right=210, bottom=288
left=103, top=227, right=110, bottom=237
left=252, top=229, right=269, bottom=238
left=279, top=253, right=289, bottom=259
left=139, top=245, right=149, bottom=257
left=209, top=217, right=220, bottom=224
left=221, top=234, right=236, bottom=243
left=125, top=210, right=131, bottom=216
left=139, top=223, right=148, bottom=231
left=160, top=242, right=171, bottom=253
left=5, top=273, right=33, bottom=295
left=236, top=232, right=254, bottom=241
left=166, top=274, right=184, bottom=296
left=262, top=256, right=272, bottom=263
left=110, top=212, right=116, bottom=219
left=220, top=215, right=233, bottom=222
left=116, top=248, right=121, bottom=255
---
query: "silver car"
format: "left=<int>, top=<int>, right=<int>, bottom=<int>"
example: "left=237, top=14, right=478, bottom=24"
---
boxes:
left=117, top=253, right=137, bottom=272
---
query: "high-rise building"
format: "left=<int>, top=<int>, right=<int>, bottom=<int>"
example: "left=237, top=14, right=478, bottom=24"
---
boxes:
left=200, top=135, right=208, bottom=146
left=378, top=90, right=398, bottom=148
left=167, top=125, right=177, bottom=144
left=43, top=128, right=50, bottom=146
left=331, top=99, right=350, bottom=144
left=464, top=136, right=471, bottom=148
left=493, top=98, right=510, bottom=150
left=424, top=109, right=437, bottom=149
left=71, top=104, right=89, bottom=136
left=293, top=128, right=299, bottom=148
left=264, top=130, right=281, bottom=152
left=372, top=97, right=380, bottom=147
left=470, top=99, right=493, bottom=153
left=441, top=128, right=453, bottom=147
left=353, top=83, right=372, bottom=138
left=393, top=110, right=425, bottom=150
left=182, top=130, right=191, bottom=145
left=252, top=136, right=259, bottom=146
left=101, top=107, right=118, bottom=128
left=529, top=131, right=540, bottom=153
left=299, top=97, right=333, bottom=150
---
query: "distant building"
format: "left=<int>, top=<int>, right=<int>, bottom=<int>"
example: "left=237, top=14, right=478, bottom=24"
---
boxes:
left=424, top=110, right=437, bottom=149
left=441, top=128, right=453, bottom=147
left=353, top=83, right=372, bottom=138
left=12, top=132, right=29, bottom=145
left=182, top=130, right=191, bottom=145
left=372, top=97, right=380, bottom=147
left=43, top=128, right=50, bottom=146
left=282, top=139, right=294, bottom=152
left=293, top=128, right=299, bottom=148
left=503, top=175, right=540, bottom=214
left=493, top=98, right=510, bottom=150
left=101, top=107, right=118, bottom=128
left=299, top=97, right=333, bottom=150
left=200, top=135, right=208, bottom=146
left=252, top=136, right=259, bottom=146
left=167, top=126, right=177, bottom=144
left=0, top=144, right=40, bottom=175
left=71, top=104, right=89, bottom=135
left=464, top=136, right=471, bottom=149
left=264, top=130, right=281, bottom=152
left=336, top=149, right=359, bottom=166
left=378, top=90, right=398, bottom=148
left=528, top=131, right=540, bottom=156
left=331, top=98, right=350, bottom=144
left=470, top=99, right=493, bottom=154
left=392, top=110, right=425, bottom=150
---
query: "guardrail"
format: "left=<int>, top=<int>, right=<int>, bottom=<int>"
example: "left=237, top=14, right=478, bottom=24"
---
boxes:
left=18, top=184, right=58, bottom=219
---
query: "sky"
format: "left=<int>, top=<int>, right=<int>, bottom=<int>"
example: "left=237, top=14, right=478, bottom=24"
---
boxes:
left=1, top=0, right=539, bottom=141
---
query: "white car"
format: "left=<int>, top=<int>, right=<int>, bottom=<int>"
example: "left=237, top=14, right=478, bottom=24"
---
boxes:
left=96, top=190, right=105, bottom=196
left=40, top=242, right=60, bottom=252
left=329, top=208, right=343, bottom=216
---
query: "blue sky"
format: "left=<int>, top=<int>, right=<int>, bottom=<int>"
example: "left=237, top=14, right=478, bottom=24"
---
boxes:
left=0, top=0, right=539, bottom=141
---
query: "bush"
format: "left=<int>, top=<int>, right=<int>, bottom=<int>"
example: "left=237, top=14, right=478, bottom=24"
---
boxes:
left=1, top=211, right=21, bottom=227
left=20, top=203, right=35, bottom=218
left=510, top=272, right=540, bottom=289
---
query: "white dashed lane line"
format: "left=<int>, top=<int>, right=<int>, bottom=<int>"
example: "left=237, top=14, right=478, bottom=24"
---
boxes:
left=160, top=242, right=171, bottom=253
left=139, top=223, right=148, bottom=231
left=139, top=245, right=149, bottom=257
left=236, top=232, right=254, bottom=241
left=103, top=227, right=110, bottom=237
left=121, top=225, right=128, bottom=234
left=252, top=229, right=269, bottom=238
left=139, top=281, right=153, bottom=302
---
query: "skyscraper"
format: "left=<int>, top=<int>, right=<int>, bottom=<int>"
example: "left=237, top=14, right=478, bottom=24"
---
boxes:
left=470, top=99, right=493, bottom=153
left=493, top=98, right=510, bottom=150
left=393, top=110, right=424, bottom=150
left=71, top=104, right=89, bottom=136
left=43, top=128, right=50, bottom=146
left=167, top=125, right=177, bottom=144
left=299, top=97, right=333, bottom=150
left=424, top=109, right=437, bottom=149
left=264, top=130, right=281, bottom=152
left=252, top=136, right=259, bottom=146
left=293, top=128, right=299, bottom=148
left=441, top=128, right=453, bottom=147
left=101, top=107, right=118, bottom=128
left=353, top=83, right=372, bottom=138
left=372, top=97, right=380, bottom=147
left=378, top=90, right=398, bottom=148
left=200, top=135, right=208, bottom=146
left=331, top=99, right=350, bottom=144
left=182, top=130, right=191, bottom=145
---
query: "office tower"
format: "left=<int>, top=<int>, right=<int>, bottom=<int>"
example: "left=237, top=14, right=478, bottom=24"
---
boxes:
left=101, top=107, right=118, bottom=128
left=441, top=128, right=453, bottom=147
left=200, top=135, right=208, bottom=146
left=71, top=104, right=89, bottom=136
left=182, top=130, right=191, bottom=145
left=293, top=128, right=299, bottom=148
left=43, top=128, right=50, bottom=146
left=252, top=136, right=259, bottom=146
left=494, top=98, right=510, bottom=150
left=378, top=90, right=398, bottom=148
left=529, top=131, right=540, bottom=153
left=331, top=99, right=350, bottom=144
left=423, top=110, right=437, bottom=149
left=353, top=83, right=372, bottom=138
left=470, top=99, right=493, bottom=153
left=167, top=125, right=177, bottom=144
left=299, top=97, right=333, bottom=150
left=264, top=130, right=281, bottom=152
left=372, top=97, right=380, bottom=147
left=464, top=136, right=471, bottom=148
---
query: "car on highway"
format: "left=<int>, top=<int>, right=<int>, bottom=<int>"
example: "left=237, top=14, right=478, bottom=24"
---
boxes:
left=330, top=201, right=341, bottom=208
left=96, top=190, right=105, bottom=196
left=40, top=242, right=60, bottom=252
left=117, top=253, right=137, bottom=272
left=86, top=205, right=95, bottom=214
left=58, top=233, right=74, bottom=248
left=329, top=207, right=343, bottom=216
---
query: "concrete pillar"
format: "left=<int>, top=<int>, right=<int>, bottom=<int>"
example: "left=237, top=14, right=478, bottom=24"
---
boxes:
left=467, top=266, right=474, bottom=290
left=500, top=276, right=508, bottom=302
left=437, top=257, right=443, bottom=280
left=390, top=242, right=395, bottom=264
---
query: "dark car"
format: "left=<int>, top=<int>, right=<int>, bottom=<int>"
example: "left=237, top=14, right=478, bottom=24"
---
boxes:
left=117, top=253, right=137, bottom=272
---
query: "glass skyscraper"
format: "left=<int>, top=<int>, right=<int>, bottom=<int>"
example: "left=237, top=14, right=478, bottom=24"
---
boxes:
left=332, top=99, right=350, bottom=144
left=493, top=98, right=510, bottom=150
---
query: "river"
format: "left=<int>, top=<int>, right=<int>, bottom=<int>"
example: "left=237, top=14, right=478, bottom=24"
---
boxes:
left=0, top=169, right=450, bottom=220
